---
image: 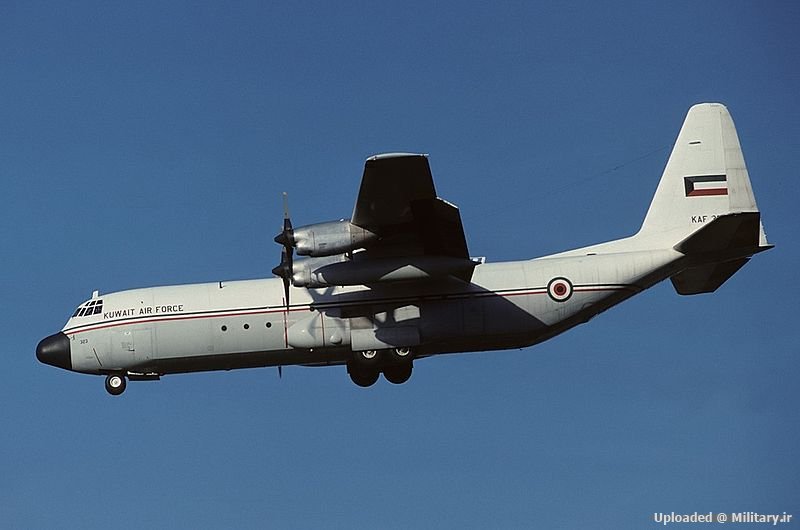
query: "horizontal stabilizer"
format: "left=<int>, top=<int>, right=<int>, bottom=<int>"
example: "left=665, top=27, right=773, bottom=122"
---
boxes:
left=671, top=258, right=749, bottom=295
left=670, top=212, right=772, bottom=295
left=674, top=212, right=767, bottom=258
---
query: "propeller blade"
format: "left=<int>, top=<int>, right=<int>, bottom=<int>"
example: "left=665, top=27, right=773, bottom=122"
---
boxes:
left=282, top=191, right=290, bottom=222
left=275, top=192, right=294, bottom=246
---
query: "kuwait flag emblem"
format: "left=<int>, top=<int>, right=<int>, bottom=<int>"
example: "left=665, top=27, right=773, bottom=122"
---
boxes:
left=684, top=175, right=728, bottom=197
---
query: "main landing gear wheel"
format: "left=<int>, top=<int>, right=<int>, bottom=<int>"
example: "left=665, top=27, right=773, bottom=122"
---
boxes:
left=383, top=363, right=413, bottom=385
left=347, top=363, right=380, bottom=388
left=354, top=349, right=381, bottom=366
left=389, top=346, right=414, bottom=363
left=105, top=374, right=127, bottom=396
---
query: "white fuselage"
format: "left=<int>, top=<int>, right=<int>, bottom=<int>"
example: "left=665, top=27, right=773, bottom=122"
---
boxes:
left=61, top=248, right=682, bottom=376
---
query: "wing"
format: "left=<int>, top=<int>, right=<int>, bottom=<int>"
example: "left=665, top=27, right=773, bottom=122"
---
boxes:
left=351, top=153, right=470, bottom=260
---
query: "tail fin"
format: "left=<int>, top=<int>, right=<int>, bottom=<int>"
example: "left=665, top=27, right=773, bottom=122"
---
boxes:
left=636, top=103, right=772, bottom=293
left=638, top=103, right=768, bottom=245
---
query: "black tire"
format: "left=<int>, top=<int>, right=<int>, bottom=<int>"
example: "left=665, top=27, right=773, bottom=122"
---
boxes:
left=347, top=363, right=379, bottom=387
left=105, top=374, right=127, bottom=396
left=383, top=363, right=413, bottom=385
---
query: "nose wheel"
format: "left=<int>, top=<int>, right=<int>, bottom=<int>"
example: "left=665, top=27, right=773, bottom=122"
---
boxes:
left=104, top=374, right=127, bottom=396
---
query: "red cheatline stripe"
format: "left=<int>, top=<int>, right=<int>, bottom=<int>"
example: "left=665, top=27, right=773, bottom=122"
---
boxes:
left=499, top=289, right=546, bottom=298
left=65, top=307, right=298, bottom=335
left=63, top=285, right=636, bottom=336
left=574, top=286, right=636, bottom=293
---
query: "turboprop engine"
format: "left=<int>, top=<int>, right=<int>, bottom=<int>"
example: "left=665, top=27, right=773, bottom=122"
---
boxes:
left=282, top=219, right=378, bottom=257
left=271, top=194, right=383, bottom=307
left=270, top=187, right=475, bottom=306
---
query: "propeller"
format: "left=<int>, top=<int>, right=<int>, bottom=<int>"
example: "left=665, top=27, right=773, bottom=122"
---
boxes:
left=271, top=192, right=294, bottom=311
left=274, top=192, right=295, bottom=248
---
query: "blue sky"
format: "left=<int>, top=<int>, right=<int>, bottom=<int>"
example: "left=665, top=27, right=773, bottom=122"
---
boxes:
left=2, top=2, right=798, bottom=528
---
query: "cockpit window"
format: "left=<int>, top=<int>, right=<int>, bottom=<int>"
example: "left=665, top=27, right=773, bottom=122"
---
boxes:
left=73, top=299, right=104, bottom=318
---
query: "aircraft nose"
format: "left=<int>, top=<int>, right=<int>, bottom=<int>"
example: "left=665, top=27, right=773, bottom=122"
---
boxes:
left=36, top=332, right=72, bottom=370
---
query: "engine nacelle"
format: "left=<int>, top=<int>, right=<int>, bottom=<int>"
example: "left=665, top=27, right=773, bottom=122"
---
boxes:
left=291, top=255, right=348, bottom=287
left=292, top=220, right=378, bottom=257
left=291, top=254, right=478, bottom=288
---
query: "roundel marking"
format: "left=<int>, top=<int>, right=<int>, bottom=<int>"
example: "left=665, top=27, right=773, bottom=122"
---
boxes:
left=547, top=277, right=573, bottom=302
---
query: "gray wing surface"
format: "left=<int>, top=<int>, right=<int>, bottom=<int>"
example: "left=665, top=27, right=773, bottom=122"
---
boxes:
left=351, top=153, right=470, bottom=259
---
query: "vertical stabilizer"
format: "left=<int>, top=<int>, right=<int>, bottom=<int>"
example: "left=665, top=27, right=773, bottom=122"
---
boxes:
left=636, top=103, right=769, bottom=249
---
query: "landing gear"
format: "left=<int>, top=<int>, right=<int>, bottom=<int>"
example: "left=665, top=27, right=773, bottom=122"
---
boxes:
left=347, top=362, right=380, bottom=387
left=389, top=346, right=413, bottom=363
left=383, top=363, right=413, bottom=384
left=104, top=374, right=127, bottom=396
left=347, top=347, right=415, bottom=386
left=354, top=349, right=380, bottom=365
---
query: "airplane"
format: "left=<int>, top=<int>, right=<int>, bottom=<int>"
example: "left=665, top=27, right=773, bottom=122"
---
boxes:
left=36, top=103, right=772, bottom=395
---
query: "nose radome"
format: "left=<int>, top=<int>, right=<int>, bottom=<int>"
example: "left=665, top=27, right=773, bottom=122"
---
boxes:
left=36, top=332, right=72, bottom=370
